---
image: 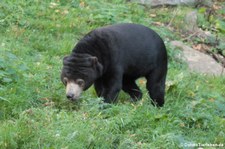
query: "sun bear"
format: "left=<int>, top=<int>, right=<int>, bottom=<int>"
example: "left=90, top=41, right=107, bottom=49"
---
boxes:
left=61, top=23, right=167, bottom=106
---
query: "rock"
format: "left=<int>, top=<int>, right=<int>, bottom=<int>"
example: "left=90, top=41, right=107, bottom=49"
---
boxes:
left=184, top=11, right=198, bottom=32
left=129, top=0, right=212, bottom=7
left=170, top=41, right=225, bottom=76
left=183, top=11, right=218, bottom=46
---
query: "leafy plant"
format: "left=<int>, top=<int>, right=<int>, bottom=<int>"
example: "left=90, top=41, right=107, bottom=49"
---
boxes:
left=0, top=51, right=28, bottom=84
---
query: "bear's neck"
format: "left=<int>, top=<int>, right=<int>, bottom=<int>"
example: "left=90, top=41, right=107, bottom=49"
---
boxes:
left=72, top=36, right=109, bottom=73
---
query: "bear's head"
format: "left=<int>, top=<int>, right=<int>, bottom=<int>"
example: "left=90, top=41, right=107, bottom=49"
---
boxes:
left=61, top=53, right=103, bottom=101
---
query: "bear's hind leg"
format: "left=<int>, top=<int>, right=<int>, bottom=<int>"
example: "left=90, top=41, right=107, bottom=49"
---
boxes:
left=146, top=69, right=167, bottom=107
left=122, top=78, right=142, bottom=101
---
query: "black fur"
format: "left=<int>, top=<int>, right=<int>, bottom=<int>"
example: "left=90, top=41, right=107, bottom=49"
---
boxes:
left=61, top=23, right=167, bottom=106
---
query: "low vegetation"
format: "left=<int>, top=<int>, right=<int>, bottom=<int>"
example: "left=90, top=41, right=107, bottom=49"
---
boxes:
left=0, top=0, right=224, bottom=148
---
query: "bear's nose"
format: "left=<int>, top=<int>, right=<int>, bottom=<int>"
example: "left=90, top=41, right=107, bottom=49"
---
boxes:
left=66, top=93, right=75, bottom=100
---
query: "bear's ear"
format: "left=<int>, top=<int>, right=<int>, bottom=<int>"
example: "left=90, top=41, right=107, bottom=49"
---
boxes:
left=89, top=56, right=98, bottom=66
left=63, top=56, right=70, bottom=65
left=97, top=62, right=103, bottom=76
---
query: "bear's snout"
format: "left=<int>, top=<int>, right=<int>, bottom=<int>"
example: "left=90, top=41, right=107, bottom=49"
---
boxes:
left=66, top=81, right=83, bottom=101
left=66, top=93, right=76, bottom=100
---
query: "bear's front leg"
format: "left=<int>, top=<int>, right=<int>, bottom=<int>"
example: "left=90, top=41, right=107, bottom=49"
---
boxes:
left=102, top=73, right=123, bottom=103
left=94, top=78, right=104, bottom=97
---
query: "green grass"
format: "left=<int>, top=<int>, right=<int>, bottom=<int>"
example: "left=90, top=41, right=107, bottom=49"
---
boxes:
left=0, top=0, right=225, bottom=148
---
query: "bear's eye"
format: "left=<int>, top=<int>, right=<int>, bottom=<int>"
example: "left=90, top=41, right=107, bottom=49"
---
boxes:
left=76, top=79, right=85, bottom=87
left=63, top=77, right=68, bottom=85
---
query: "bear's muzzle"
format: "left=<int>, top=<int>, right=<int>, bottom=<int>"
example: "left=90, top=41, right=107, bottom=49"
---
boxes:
left=66, top=81, right=83, bottom=101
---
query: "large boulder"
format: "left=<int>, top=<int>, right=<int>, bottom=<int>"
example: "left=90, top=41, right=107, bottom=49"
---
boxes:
left=171, top=41, right=225, bottom=76
left=129, top=0, right=212, bottom=7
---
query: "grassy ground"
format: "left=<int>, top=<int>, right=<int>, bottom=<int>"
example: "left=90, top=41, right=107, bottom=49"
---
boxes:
left=0, top=0, right=225, bottom=148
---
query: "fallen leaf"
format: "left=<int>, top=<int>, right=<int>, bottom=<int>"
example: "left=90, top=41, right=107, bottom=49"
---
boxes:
left=180, top=123, right=185, bottom=127
left=49, top=2, right=58, bottom=8
left=62, top=9, right=69, bottom=15
left=208, top=98, right=215, bottom=102
left=55, top=9, right=60, bottom=13
left=44, top=101, right=54, bottom=107
left=149, top=14, right=157, bottom=17
left=139, top=79, right=146, bottom=85
left=192, top=44, right=210, bottom=52
left=79, top=1, right=85, bottom=8
left=152, top=22, right=163, bottom=26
